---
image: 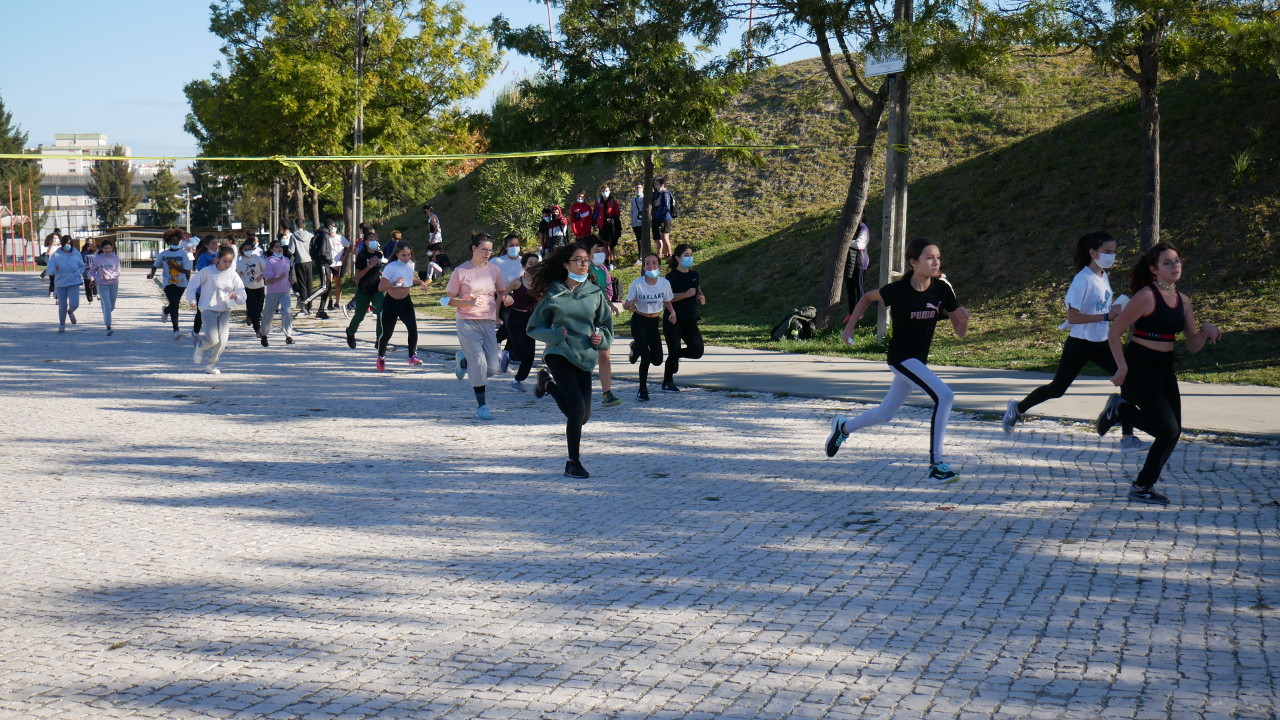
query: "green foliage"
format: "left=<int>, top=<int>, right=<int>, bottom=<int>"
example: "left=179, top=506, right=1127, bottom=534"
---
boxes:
left=190, top=161, right=233, bottom=227
left=144, top=163, right=183, bottom=226
left=85, top=147, right=142, bottom=228
left=232, top=182, right=271, bottom=231
left=473, top=160, right=572, bottom=238
left=0, top=96, right=42, bottom=220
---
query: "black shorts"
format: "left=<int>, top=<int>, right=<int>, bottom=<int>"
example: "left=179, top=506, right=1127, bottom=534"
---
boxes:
left=655, top=219, right=671, bottom=234
left=329, top=265, right=342, bottom=277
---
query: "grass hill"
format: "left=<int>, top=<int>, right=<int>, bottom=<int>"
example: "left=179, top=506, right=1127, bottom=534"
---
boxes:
left=384, top=52, right=1280, bottom=386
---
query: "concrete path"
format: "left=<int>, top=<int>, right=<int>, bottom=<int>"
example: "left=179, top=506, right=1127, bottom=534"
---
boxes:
left=2, top=270, right=1277, bottom=720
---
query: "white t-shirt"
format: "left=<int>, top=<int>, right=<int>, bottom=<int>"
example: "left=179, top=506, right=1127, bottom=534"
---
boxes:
left=381, top=260, right=416, bottom=289
left=491, top=255, right=524, bottom=287
left=327, top=233, right=350, bottom=268
left=1059, top=267, right=1114, bottom=342
left=626, top=276, right=674, bottom=315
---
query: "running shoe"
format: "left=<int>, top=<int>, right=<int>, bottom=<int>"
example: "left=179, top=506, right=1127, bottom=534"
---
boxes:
left=346, top=331, right=356, bottom=349
left=161, top=306, right=169, bottom=320
left=285, top=336, right=295, bottom=345
left=825, top=415, right=849, bottom=458
left=68, top=311, right=76, bottom=325
left=408, top=355, right=423, bottom=366
left=510, top=379, right=526, bottom=393
left=261, top=335, right=269, bottom=347
left=106, top=327, right=113, bottom=336
left=193, top=343, right=204, bottom=365
left=534, top=368, right=552, bottom=399
left=1120, top=436, right=1151, bottom=453
left=628, top=341, right=639, bottom=365
left=454, top=351, right=468, bottom=380
left=376, top=357, right=385, bottom=372
left=475, top=405, right=493, bottom=421
left=173, top=331, right=184, bottom=341
left=1128, top=482, right=1169, bottom=506
left=204, top=364, right=221, bottom=375
left=928, top=462, right=958, bottom=481
left=499, top=350, right=511, bottom=373
left=661, top=381, right=680, bottom=392
left=1002, top=399, right=1022, bottom=436
left=1097, top=394, right=1122, bottom=436
left=601, top=391, right=622, bottom=407
left=564, top=459, right=590, bottom=479
left=636, top=387, right=650, bottom=402
left=316, top=310, right=330, bottom=320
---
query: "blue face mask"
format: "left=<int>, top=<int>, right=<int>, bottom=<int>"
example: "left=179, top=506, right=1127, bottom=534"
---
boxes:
left=567, top=270, right=589, bottom=283
left=169, top=243, right=180, bottom=250
left=273, top=251, right=283, bottom=258
left=507, top=246, right=520, bottom=258
left=680, top=256, right=694, bottom=268
left=644, top=269, right=660, bottom=279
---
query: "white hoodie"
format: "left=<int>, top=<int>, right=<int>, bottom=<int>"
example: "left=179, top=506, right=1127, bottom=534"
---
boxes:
left=186, top=265, right=246, bottom=311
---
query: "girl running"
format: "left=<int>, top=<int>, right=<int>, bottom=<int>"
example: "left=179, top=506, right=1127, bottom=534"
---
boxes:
left=1003, top=232, right=1146, bottom=451
left=149, top=228, right=192, bottom=339
left=442, top=233, right=510, bottom=420
left=90, top=239, right=121, bottom=335
left=186, top=246, right=246, bottom=375
left=504, top=253, right=541, bottom=392
left=46, top=237, right=85, bottom=333
left=237, top=239, right=267, bottom=337
left=260, top=239, right=295, bottom=347
left=587, top=237, right=622, bottom=406
left=377, top=242, right=431, bottom=372
left=527, top=243, right=614, bottom=479
left=1097, top=242, right=1221, bottom=505
left=662, top=244, right=705, bottom=392
left=825, top=238, right=971, bottom=481
left=623, top=253, right=675, bottom=401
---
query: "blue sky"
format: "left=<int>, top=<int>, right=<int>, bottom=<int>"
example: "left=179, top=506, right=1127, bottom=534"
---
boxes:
left=0, top=1, right=814, bottom=160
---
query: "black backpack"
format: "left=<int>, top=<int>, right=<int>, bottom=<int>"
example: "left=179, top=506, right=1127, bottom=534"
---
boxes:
left=771, top=306, right=818, bottom=341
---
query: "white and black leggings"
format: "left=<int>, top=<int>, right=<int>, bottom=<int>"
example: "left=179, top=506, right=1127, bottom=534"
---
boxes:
left=841, top=358, right=954, bottom=465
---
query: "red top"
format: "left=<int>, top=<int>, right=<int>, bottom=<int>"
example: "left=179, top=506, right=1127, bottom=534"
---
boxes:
left=593, top=196, right=621, bottom=226
left=569, top=201, right=594, bottom=238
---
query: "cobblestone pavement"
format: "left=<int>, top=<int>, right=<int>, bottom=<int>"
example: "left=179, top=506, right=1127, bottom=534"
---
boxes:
left=2, top=272, right=1277, bottom=720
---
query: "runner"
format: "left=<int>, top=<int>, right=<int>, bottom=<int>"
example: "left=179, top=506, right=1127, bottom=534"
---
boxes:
left=236, top=239, right=267, bottom=337
left=260, top=239, right=295, bottom=347
left=441, top=233, right=510, bottom=420
left=345, top=237, right=385, bottom=349
left=191, top=236, right=220, bottom=342
left=148, top=228, right=192, bottom=339
left=45, top=236, right=85, bottom=333
left=321, top=219, right=349, bottom=313
left=186, top=246, right=246, bottom=375
left=376, top=243, right=431, bottom=372
left=1097, top=242, right=1222, bottom=505
left=622, top=253, right=675, bottom=401
left=1003, top=231, right=1146, bottom=451
left=825, top=238, right=971, bottom=481
left=89, top=239, right=121, bottom=336
left=492, top=233, right=526, bottom=355
left=504, top=253, right=541, bottom=392
left=527, top=243, right=614, bottom=479
left=80, top=238, right=98, bottom=304
left=662, top=244, right=705, bottom=392
left=586, top=237, right=622, bottom=407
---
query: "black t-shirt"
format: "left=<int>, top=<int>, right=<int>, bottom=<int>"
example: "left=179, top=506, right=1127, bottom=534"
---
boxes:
left=667, top=269, right=701, bottom=321
left=355, top=250, right=384, bottom=295
left=879, top=276, right=959, bottom=365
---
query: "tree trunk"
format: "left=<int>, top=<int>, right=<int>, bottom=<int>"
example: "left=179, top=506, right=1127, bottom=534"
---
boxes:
left=1137, top=26, right=1162, bottom=248
left=818, top=137, right=879, bottom=328
left=292, top=178, right=306, bottom=227
left=309, top=180, right=321, bottom=230
left=640, top=148, right=654, bottom=258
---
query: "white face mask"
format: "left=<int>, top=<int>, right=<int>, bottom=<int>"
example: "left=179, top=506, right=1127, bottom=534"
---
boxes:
left=601, top=190, right=610, bottom=198
left=1096, top=252, right=1116, bottom=269
left=592, top=252, right=606, bottom=266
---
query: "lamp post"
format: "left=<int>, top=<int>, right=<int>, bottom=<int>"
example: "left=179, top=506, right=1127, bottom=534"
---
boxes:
left=178, top=188, right=203, bottom=233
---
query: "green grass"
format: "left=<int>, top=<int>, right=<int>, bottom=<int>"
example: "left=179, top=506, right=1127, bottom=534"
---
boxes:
left=382, top=53, right=1280, bottom=387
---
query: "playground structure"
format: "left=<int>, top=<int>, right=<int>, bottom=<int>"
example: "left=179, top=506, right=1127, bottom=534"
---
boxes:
left=1, top=181, right=38, bottom=271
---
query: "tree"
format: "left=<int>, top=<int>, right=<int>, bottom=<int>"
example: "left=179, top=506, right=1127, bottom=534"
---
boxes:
left=1017, top=0, right=1280, bottom=247
left=473, top=159, right=573, bottom=238
left=186, top=0, right=499, bottom=231
left=491, top=0, right=754, bottom=257
left=189, top=161, right=233, bottom=228
left=0, top=96, right=42, bottom=231
left=144, top=163, right=183, bottom=226
left=86, top=146, right=142, bottom=228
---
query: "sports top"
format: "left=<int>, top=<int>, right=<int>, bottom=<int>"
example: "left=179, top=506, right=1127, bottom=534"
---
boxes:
left=1059, top=266, right=1113, bottom=342
left=879, top=276, right=960, bottom=365
left=1131, top=284, right=1184, bottom=342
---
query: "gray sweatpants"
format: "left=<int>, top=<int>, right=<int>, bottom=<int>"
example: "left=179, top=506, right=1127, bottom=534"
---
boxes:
left=457, top=318, right=501, bottom=387
left=261, top=292, right=293, bottom=338
left=199, top=309, right=232, bottom=364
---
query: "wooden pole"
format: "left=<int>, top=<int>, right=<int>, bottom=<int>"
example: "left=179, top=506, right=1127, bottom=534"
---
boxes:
left=5, top=180, right=12, bottom=271
left=29, top=187, right=37, bottom=271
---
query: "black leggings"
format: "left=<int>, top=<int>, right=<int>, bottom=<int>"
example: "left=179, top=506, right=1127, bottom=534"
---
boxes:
left=1118, top=343, right=1181, bottom=486
left=245, top=287, right=265, bottom=334
left=844, top=247, right=864, bottom=315
left=505, top=309, right=536, bottom=383
left=163, top=284, right=184, bottom=332
left=545, top=354, right=593, bottom=461
left=663, top=317, right=704, bottom=383
left=1018, top=336, right=1133, bottom=435
left=377, top=295, right=418, bottom=357
left=630, top=314, right=664, bottom=386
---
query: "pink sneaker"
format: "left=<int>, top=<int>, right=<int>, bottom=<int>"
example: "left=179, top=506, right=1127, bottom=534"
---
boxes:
left=376, top=357, right=385, bottom=372
left=408, top=355, right=423, bottom=366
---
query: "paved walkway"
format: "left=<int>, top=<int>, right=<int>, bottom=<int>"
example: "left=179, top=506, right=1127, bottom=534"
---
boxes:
left=1, top=271, right=1277, bottom=720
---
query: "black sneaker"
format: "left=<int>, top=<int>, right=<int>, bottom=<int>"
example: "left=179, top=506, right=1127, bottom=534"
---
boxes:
left=260, top=335, right=269, bottom=347
left=1097, top=394, right=1122, bottom=436
left=346, top=331, right=357, bottom=349
left=661, top=381, right=680, bottom=392
left=628, top=340, right=639, bottom=365
left=534, top=368, right=553, bottom=399
left=636, top=387, right=650, bottom=402
left=564, top=459, right=590, bottom=479
left=825, top=414, right=849, bottom=458
left=316, top=310, right=330, bottom=320
left=1128, top=483, right=1169, bottom=505
left=285, top=336, right=295, bottom=345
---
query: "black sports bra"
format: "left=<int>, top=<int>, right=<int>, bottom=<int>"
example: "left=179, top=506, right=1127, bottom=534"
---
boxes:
left=1132, top=284, right=1183, bottom=342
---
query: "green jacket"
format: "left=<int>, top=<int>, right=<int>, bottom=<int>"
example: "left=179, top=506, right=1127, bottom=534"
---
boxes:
left=527, top=279, right=615, bottom=372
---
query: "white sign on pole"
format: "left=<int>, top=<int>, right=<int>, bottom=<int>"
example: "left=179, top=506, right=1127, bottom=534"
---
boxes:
left=865, top=53, right=906, bottom=76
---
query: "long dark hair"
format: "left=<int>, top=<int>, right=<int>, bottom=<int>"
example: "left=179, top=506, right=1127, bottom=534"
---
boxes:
left=1130, top=241, right=1180, bottom=294
left=531, top=243, right=589, bottom=299
left=1074, top=231, right=1114, bottom=270
left=668, top=243, right=694, bottom=272
left=900, top=238, right=938, bottom=282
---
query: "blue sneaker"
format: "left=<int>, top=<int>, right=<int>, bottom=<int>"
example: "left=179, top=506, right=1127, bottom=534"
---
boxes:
left=499, top=349, right=511, bottom=373
left=475, top=405, right=493, bottom=421
left=825, top=415, right=848, bottom=458
left=928, top=462, right=958, bottom=481
left=454, top=351, right=468, bottom=380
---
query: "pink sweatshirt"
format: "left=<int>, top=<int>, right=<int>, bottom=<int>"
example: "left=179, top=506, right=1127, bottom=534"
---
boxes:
left=262, top=255, right=293, bottom=294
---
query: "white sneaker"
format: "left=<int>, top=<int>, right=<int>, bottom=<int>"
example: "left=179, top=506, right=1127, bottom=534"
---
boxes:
left=510, top=379, right=526, bottom=392
left=1002, top=399, right=1022, bottom=436
left=204, top=364, right=221, bottom=375
left=173, top=331, right=184, bottom=341
left=193, top=343, right=205, bottom=365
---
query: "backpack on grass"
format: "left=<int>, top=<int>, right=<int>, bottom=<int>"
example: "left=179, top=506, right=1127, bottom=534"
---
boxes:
left=770, top=306, right=818, bottom=341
